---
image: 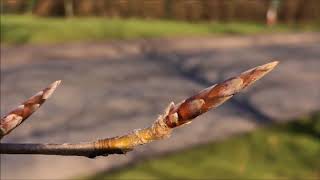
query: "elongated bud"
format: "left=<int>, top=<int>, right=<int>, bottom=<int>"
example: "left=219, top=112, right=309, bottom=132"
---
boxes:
left=0, top=80, right=61, bottom=138
left=165, top=61, right=279, bottom=128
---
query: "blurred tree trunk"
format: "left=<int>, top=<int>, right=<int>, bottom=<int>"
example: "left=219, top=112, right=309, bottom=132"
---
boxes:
left=164, top=0, right=172, bottom=19
left=74, top=0, right=97, bottom=16
left=25, top=0, right=38, bottom=14
left=295, top=0, right=320, bottom=22
left=278, top=0, right=301, bottom=23
left=1, top=0, right=28, bottom=14
left=201, top=0, right=220, bottom=21
left=27, top=0, right=319, bottom=22
left=33, top=0, right=65, bottom=16
left=64, top=0, right=74, bottom=17
left=141, top=0, right=165, bottom=19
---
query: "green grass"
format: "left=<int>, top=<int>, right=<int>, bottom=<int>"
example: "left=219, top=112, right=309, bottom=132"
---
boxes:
left=89, top=113, right=320, bottom=179
left=1, top=15, right=319, bottom=44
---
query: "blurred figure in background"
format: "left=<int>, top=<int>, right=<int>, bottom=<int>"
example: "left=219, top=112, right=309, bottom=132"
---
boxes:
left=266, top=0, right=280, bottom=26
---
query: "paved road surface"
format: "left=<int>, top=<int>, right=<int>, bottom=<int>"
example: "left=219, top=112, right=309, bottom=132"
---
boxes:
left=1, top=33, right=320, bottom=179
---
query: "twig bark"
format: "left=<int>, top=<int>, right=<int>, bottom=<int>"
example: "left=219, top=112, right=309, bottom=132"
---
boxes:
left=0, top=61, right=278, bottom=158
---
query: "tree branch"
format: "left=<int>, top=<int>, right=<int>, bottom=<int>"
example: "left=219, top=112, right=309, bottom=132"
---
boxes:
left=0, top=61, right=278, bottom=158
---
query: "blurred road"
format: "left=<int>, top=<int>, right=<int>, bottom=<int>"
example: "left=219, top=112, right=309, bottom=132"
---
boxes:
left=1, top=33, right=320, bottom=179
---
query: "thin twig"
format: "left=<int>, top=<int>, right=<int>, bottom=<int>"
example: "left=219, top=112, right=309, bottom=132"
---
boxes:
left=0, top=61, right=278, bottom=158
left=0, top=80, right=61, bottom=139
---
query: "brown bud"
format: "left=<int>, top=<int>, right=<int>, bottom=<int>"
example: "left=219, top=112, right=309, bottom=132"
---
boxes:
left=165, top=61, right=278, bottom=128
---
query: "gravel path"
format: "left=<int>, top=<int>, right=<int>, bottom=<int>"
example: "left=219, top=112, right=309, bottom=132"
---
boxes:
left=1, top=33, right=320, bottom=179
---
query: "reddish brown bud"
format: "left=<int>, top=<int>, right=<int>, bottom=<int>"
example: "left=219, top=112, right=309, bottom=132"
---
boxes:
left=165, top=61, right=278, bottom=128
left=0, top=80, right=61, bottom=138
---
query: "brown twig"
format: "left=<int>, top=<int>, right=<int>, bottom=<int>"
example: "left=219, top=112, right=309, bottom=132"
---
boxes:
left=0, top=61, right=278, bottom=158
left=0, top=80, right=61, bottom=139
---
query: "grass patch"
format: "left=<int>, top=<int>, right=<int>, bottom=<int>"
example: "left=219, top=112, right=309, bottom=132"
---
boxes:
left=89, top=113, right=320, bottom=179
left=1, top=15, right=319, bottom=44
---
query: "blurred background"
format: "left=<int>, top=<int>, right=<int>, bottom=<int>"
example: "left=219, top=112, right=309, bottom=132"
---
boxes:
left=1, top=0, right=319, bottom=179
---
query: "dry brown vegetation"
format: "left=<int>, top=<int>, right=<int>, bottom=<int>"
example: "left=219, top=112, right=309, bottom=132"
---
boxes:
left=2, top=0, right=320, bottom=23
